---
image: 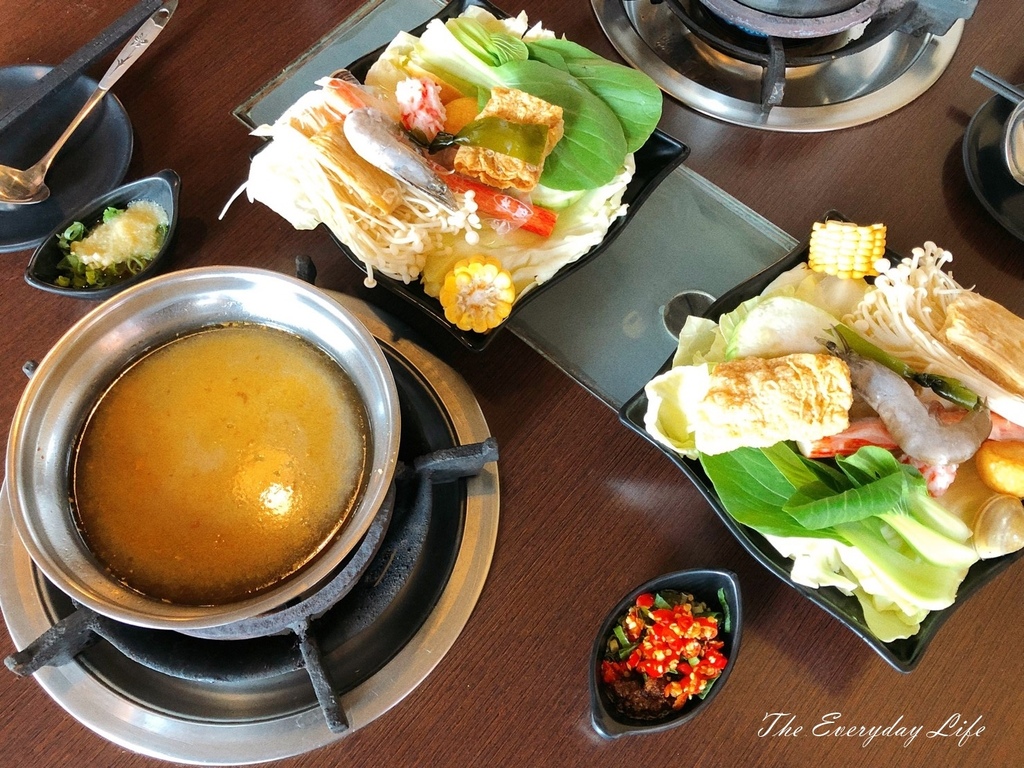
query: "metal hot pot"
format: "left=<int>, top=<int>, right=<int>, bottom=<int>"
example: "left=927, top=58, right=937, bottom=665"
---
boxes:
left=4, top=267, right=401, bottom=631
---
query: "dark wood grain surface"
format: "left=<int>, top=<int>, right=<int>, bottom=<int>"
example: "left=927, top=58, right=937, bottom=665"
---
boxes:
left=2, top=1, right=1023, bottom=766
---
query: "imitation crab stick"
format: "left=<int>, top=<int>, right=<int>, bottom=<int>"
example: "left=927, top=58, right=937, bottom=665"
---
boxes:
left=804, top=412, right=1024, bottom=460
left=441, top=173, right=557, bottom=238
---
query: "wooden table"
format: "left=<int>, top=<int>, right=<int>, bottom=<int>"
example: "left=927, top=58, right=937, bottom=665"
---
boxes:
left=2, top=1, right=1022, bottom=766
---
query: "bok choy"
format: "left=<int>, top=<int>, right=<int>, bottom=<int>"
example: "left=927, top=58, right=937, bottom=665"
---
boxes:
left=700, top=444, right=978, bottom=641
left=365, top=7, right=662, bottom=191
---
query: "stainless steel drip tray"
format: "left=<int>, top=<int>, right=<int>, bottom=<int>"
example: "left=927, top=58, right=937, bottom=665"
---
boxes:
left=0, top=292, right=499, bottom=766
left=592, top=0, right=963, bottom=131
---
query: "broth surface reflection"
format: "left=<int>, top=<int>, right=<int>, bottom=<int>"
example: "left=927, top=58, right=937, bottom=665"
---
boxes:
left=73, top=325, right=369, bottom=605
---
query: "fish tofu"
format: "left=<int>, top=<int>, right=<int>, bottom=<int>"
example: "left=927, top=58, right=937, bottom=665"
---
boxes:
left=695, top=354, right=852, bottom=456
left=453, top=86, right=564, bottom=192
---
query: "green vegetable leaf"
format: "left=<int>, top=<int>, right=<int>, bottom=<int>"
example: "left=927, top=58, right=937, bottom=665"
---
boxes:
left=524, top=43, right=568, bottom=72
left=783, top=472, right=906, bottom=530
left=495, top=59, right=627, bottom=190
left=526, top=38, right=662, bottom=153
left=834, top=446, right=909, bottom=490
left=700, top=447, right=834, bottom=539
left=782, top=447, right=908, bottom=529
left=102, top=206, right=123, bottom=223
left=763, top=441, right=844, bottom=490
left=447, top=17, right=528, bottom=67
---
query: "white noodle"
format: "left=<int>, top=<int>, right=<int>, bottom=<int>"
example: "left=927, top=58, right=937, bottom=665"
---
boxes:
left=847, top=242, right=1024, bottom=424
left=244, top=83, right=631, bottom=302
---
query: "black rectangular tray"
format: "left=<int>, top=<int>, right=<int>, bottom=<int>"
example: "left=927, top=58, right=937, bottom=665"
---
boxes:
left=336, top=0, right=689, bottom=351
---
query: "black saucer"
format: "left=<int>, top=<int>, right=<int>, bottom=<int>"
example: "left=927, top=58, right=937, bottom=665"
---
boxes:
left=0, top=65, right=133, bottom=253
left=963, top=89, right=1024, bottom=241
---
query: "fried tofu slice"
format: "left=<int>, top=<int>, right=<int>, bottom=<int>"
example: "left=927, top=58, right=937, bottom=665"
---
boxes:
left=453, top=86, right=564, bottom=192
left=695, top=354, right=852, bottom=456
left=943, top=292, right=1024, bottom=398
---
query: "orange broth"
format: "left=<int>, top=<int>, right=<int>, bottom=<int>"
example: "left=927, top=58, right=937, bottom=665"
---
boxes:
left=72, top=325, right=370, bottom=605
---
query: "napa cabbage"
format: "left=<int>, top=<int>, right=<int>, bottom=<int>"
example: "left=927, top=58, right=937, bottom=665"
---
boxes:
left=701, top=444, right=977, bottom=641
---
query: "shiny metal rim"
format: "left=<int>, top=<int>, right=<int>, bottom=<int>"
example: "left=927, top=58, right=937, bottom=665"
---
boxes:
left=0, top=291, right=499, bottom=766
left=592, top=0, right=963, bottom=132
left=7, top=268, right=403, bottom=631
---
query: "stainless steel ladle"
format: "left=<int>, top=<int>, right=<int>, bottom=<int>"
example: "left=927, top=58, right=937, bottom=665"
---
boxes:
left=972, top=67, right=1024, bottom=185
left=0, top=2, right=175, bottom=205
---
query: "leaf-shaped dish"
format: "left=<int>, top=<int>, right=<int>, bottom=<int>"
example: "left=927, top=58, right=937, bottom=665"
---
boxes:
left=618, top=213, right=1024, bottom=672
left=24, top=170, right=180, bottom=300
left=336, top=0, right=689, bottom=351
left=589, top=569, right=741, bottom=738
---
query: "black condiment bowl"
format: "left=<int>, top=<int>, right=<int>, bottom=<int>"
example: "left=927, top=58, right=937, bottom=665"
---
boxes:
left=589, top=569, right=742, bottom=739
left=25, top=169, right=180, bottom=300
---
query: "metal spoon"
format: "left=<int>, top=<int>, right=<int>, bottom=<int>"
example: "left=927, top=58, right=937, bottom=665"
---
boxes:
left=0, top=2, right=175, bottom=205
left=971, top=67, right=1024, bottom=185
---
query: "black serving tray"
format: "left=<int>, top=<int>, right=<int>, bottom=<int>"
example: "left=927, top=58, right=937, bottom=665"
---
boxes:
left=335, top=0, right=689, bottom=351
left=618, top=212, right=1024, bottom=672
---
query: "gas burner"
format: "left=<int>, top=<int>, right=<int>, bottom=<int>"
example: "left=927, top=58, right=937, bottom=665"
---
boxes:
left=0, top=291, right=500, bottom=765
left=592, top=0, right=972, bottom=131
left=6, top=441, right=497, bottom=735
left=697, top=0, right=900, bottom=38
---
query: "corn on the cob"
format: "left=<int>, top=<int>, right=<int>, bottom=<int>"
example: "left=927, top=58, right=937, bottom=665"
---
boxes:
left=807, top=219, right=886, bottom=279
left=438, top=256, right=516, bottom=333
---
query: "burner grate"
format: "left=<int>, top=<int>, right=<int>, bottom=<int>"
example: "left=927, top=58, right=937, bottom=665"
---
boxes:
left=694, top=0, right=900, bottom=39
left=6, top=440, right=499, bottom=733
left=593, top=0, right=967, bottom=130
left=665, top=0, right=917, bottom=110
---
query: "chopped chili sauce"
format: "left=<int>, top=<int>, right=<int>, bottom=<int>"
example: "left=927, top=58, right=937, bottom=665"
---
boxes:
left=600, top=590, right=728, bottom=720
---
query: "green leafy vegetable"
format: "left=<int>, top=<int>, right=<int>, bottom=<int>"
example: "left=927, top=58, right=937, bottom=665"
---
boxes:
left=701, top=442, right=979, bottom=641
left=700, top=446, right=831, bottom=539
left=495, top=59, right=627, bottom=190
left=526, top=38, right=662, bottom=154
left=447, top=16, right=528, bottom=66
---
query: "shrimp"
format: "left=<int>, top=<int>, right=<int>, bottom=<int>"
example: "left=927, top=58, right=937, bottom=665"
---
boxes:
left=843, top=353, right=992, bottom=465
left=342, top=108, right=456, bottom=211
left=315, top=73, right=457, bottom=212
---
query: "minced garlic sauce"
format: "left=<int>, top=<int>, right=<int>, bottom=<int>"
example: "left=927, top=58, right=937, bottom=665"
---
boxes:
left=72, top=325, right=370, bottom=606
left=71, top=200, right=168, bottom=268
